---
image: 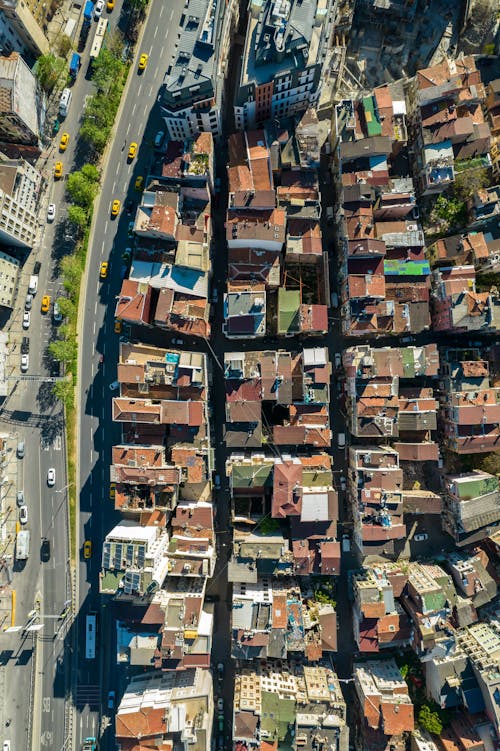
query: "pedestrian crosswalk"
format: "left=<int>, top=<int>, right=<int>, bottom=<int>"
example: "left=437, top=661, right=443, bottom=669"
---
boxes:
left=75, top=684, right=101, bottom=708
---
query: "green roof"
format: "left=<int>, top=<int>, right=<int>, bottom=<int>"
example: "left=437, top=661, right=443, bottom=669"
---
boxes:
left=100, top=570, right=123, bottom=593
left=455, top=474, right=498, bottom=499
left=278, top=289, right=300, bottom=334
left=261, top=690, right=295, bottom=741
left=231, top=463, right=273, bottom=488
left=401, top=348, right=416, bottom=379
left=303, top=469, right=332, bottom=488
left=362, top=96, right=382, bottom=137
left=383, top=259, right=431, bottom=276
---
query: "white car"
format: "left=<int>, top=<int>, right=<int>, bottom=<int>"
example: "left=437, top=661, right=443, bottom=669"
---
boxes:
left=47, top=203, right=56, bottom=222
left=217, top=698, right=224, bottom=712
left=23, top=310, right=31, bottom=329
left=47, top=468, right=55, bottom=487
left=94, top=0, right=104, bottom=17
left=3, top=741, right=10, bottom=751
left=414, top=533, right=428, bottom=542
left=19, top=505, right=28, bottom=525
left=21, top=353, right=29, bottom=372
left=53, top=301, right=62, bottom=322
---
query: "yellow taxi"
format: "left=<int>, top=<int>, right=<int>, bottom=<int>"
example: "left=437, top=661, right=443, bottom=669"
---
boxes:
left=41, top=295, right=51, bottom=313
left=134, top=175, right=144, bottom=191
left=111, top=199, right=121, bottom=217
left=83, top=540, right=92, bottom=559
left=114, top=319, right=122, bottom=333
left=127, top=142, right=137, bottom=160
left=138, top=53, right=148, bottom=71
left=59, top=133, right=69, bottom=152
left=109, top=482, right=116, bottom=500
left=107, top=0, right=115, bottom=9
left=54, top=162, right=63, bottom=179
left=100, top=261, right=108, bottom=279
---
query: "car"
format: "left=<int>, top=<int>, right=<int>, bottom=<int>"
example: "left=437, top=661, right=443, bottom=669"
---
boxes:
left=51, top=360, right=61, bottom=378
left=342, top=534, right=351, bottom=552
left=334, top=352, right=342, bottom=369
left=109, top=380, right=119, bottom=391
left=21, top=336, right=29, bottom=354
left=330, top=292, right=339, bottom=308
left=19, top=505, right=28, bottom=525
left=111, top=199, right=120, bottom=217
left=83, top=540, right=92, bottom=559
left=41, top=537, right=51, bottom=562
left=134, top=175, right=144, bottom=191
left=138, top=53, right=148, bottom=71
left=217, top=736, right=224, bottom=751
left=125, top=199, right=134, bottom=215
left=127, top=142, right=137, bottom=160
left=401, top=335, right=415, bottom=344
left=47, top=203, right=56, bottom=222
left=213, top=473, right=221, bottom=489
left=22, top=310, right=31, bottom=329
left=94, top=0, right=104, bottom=18
left=109, top=482, right=116, bottom=500
left=217, top=662, right=224, bottom=678
left=217, top=698, right=224, bottom=712
left=114, top=319, right=122, bottom=333
left=218, top=715, right=224, bottom=732
left=17, top=440, right=25, bottom=459
left=59, top=132, right=69, bottom=151
left=106, top=0, right=115, bottom=9
left=3, top=741, right=10, bottom=751
left=211, top=288, right=218, bottom=304
left=47, top=468, right=55, bottom=487
left=172, top=337, right=184, bottom=345
left=337, top=432, right=346, bottom=449
left=41, top=295, right=51, bottom=313
left=154, top=130, right=165, bottom=149
left=54, top=161, right=63, bottom=179
left=53, top=301, right=63, bottom=323
left=107, top=690, right=116, bottom=710
left=122, top=248, right=132, bottom=261
left=16, top=491, right=24, bottom=507
left=214, top=177, right=221, bottom=193
left=100, top=261, right=108, bottom=279
left=127, top=221, right=135, bottom=237
left=21, top=354, right=29, bottom=372
left=339, top=475, right=346, bottom=491
left=414, top=533, right=428, bottom=542
left=25, top=293, right=33, bottom=311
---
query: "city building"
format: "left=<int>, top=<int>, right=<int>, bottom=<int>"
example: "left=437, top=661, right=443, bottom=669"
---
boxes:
left=234, top=0, right=335, bottom=131
left=115, top=667, right=213, bottom=751
left=0, top=249, right=19, bottom=307
left=484, top=79, right=500, bottom=179
left=0, top=152, right=41, bottom=248
left=431, top=265, right=500, bottom=333
left=233, top=661, right=349, bottom=751
left=0, top=52, right=43, bottom=154
left=442, top=471, right=500, bottom=547
left=160, top=0, right=237, bottom=140
left=0, top=0, right=50, bottom=58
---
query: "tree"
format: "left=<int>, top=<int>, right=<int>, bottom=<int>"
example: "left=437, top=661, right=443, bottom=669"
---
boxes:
left=80, top=163, right=100, bottom=184
left=49, top=339, right=77, bottom=366
left=127, top=0, right=149, bottom=9
left=80, top=119, right=109, bottom=153
left=418, top=704, right=443, bottom=736
left=57, top=34, right=72, bottom=58
left=67, top=205, right=88, bottom=233
left=61, top=254, right=83, bottom=297
left=34, top=53, right=66, bottom=92
left=55, top=296, right=75, bottom=321
left=478, top=452, right=500, bottom=476
left=453, top=167, right=490, bottom=202
left=430, top=194, right=467, bottom=230
left=67, top=169, right=99, bottom=208
left=52, top=378, right=74, bottom=409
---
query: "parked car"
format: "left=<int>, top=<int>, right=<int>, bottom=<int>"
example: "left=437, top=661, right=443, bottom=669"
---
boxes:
left=25, top=294, right=33, bottom=311
left=414, top=533, right=428, bottom=542
left=19, top=505, right=28, bottom=524
left=17, top=440, right=25, bottom=459
left=211, top=288, right=218, bottom=304
left=47, top=468, right=55, bottom=487
left=217, top=662, right=224, bottom=679
left=23, top=310, right=31, bottom=329
left=339, top=476, right=346, bottom=491
left=172, top=338, right=184, bottom=345
left=154, top=131, right=165, bottom=149
left=21, top=337, right=29, bottom=354
left=109, top=380, right=120, bottom=391
left=217, top=698, right=224, bottom=712
left=334, top=352, right=342, bottom=369
left=94, top=0, right=104, bottom=18
left=342, top=534, right=351, bottom=552
left=107, top=691, right=116, bottom=709
left=213, top=474, right=221, bottom=489
left=53, top=301, right=63, bottom=323
left=16, top=491, right=24, bottom=507
left=47, top=203, right=56, bottom=222
left=59, top=132, right=69, bottom=151
left=83, top=540, right=92, bottom=559
left=41, top=295, right=51, bottom=313
left=20, top=354, right=29, bottom=372
left=330, top=292, right=339, bottom=308
left=134, top=176, right=144, bottom=191
left=337, top=432, right=346, bottom=449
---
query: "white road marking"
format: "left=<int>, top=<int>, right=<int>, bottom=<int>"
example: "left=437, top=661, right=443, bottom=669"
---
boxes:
left=169, top=9, right=173, bottom=19
left=93, top=320, right=96, bottom=334
left=160, top=45, right=165, bottom=58
left=154, top=25, right=159, bottom=38
left=149, top=85, right=153, bottom=97
left=132, top=102, right=137, bottom=116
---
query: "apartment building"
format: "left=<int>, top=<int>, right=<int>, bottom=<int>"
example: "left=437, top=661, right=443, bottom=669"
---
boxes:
left=0, top=152, right=41, bottom=248
left=484, top=79, right=500, bottom=179
left=116, top=668, right=213, bottom=751
left=0, top=0, right=49, bottom=58
left=159, top=0, right=237, bottom=140
left=0, top=52, right=42, bottom=152
left=442, top=471, right=500, bottom=547
left=234, top=0, right=334, bottom=131
left=431, top=265, right=500, bottom=333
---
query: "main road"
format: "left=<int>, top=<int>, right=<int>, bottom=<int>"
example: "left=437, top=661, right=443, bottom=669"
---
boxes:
left=75, top=2, right=184, bottom=749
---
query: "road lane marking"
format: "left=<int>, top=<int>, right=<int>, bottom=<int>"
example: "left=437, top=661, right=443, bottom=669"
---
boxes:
left=132, top=103, right=137, bottom=116
left=154, top=25, right=159, bottom=38
left=170, top=9, right=173, bottom=19
left=149, top=85, right=153, bottom=97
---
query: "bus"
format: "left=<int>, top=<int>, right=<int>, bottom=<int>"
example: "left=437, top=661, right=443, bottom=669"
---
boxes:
left=85, top=613, right=97, bottom=660
left=89, top=18, right=109, bottom=62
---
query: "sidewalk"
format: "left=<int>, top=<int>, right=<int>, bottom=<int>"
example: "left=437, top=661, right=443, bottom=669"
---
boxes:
left=0, top=432, right=20, bottom=629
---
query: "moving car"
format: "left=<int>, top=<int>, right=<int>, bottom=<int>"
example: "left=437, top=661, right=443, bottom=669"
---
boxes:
left=342, top=534, right=351, bottom=552
left=107, top=691, right=115, bottom=710
left=59, top=132, right=69, bottom=151
left=111, top=199, right=120, bottom=217
left=339, top=475, right=346, bottom=491
left=127, top=142, right=137, bottom=160
left=414, top=533, right=428, bottom=542
left=41, top=295, right=51, bottom=313
left=21, top=354, right=29, bottom=372
left=47, top=203, right=56, bottom=222
left=19, top=505, right=28, bottom=525
left=217, top=698, right=224, bottom=712
left=154, top=131, right=165, bottom=149
left=94, top=0, right=104, bottom=18
left=109, top=380, right=119, bottom=391
left=334, top=352, right=342, bottom=369
left=134, top=175, right=144, bottom=191
left=138, top=53, right=148, bottom=71
left=100, top=261, right=108, bottom=279
left=107, top=0, right=115, bottom=9
left=83, top=540, right=92, bottom=559
left=23, top=310, right=30, bottom=329
left=109, top=482, right=116, bottom=500
left=41, top=537, right=51, bottom=562
left=337, top=432, right=346, bottom=449
left=54, top=162, right=63, bottom=179
left=127, top=221, right=135, bottom=237
left=114, top=319, right=122, bottom=333
left=47, top=468, right=56, bottom=487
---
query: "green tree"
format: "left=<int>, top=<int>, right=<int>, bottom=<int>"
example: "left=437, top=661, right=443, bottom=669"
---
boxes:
left=92, top=48, right=123, bottom=92
left=127, top=0, right=149, bottom=9
left=52, top=378, right=74, bottom=409
left=453, top=167, right=490, bottom=202
left=67, top=205, right=88, bottom=233
left=55, top=297, right=75, bottom=321
left=80, top=120, right=109, bottom=153
left=49, top=339, right=77, bottom=366
left=478, top=452, right=500, bottom=476
left=60, top=254, right=83, bottom=297
left=67, top=169, right=99, bottom=208
left=80, top=163, right=100, bottom=183
left=34, top=53, right=66, bottom=92
left=418, top=704, right=443, bottom=736
left=430, top=194, right=467, bottom=230
left=57, top=34, right=72, bottom=57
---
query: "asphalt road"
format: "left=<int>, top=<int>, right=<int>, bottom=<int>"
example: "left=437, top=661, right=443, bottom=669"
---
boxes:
left=74, top=2, right=185, bottom=749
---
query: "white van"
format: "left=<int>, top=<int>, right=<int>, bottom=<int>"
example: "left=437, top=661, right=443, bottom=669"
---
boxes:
left=28, top=275, right=38, bottom=295
left=59, top=88, right=72, bottom=118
